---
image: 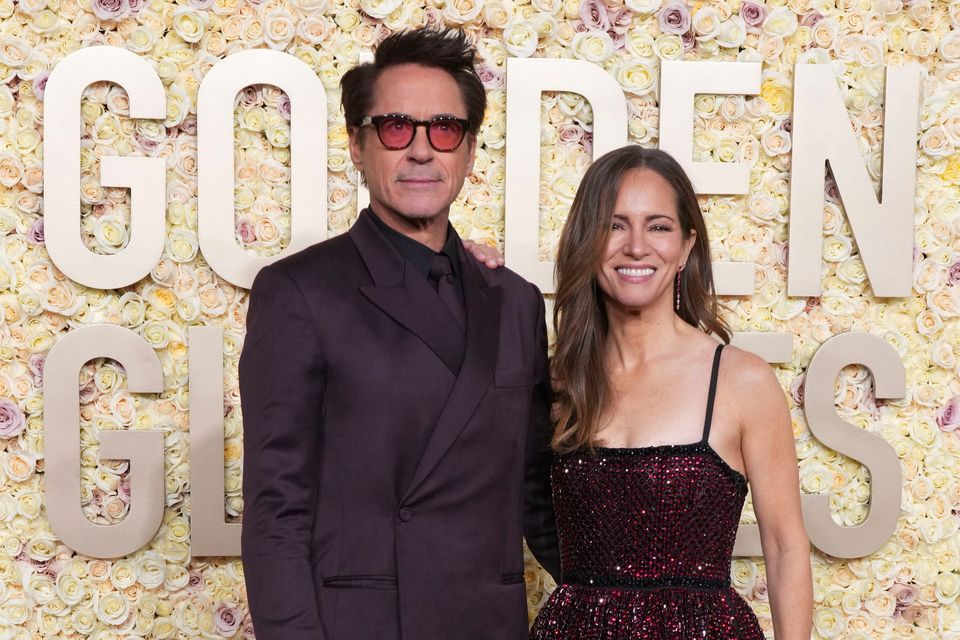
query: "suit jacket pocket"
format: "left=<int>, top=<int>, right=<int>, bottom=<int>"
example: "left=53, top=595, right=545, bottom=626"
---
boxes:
left=322, top=575, right=398, bottom=590
left=499, top=571, right=525, bottom=585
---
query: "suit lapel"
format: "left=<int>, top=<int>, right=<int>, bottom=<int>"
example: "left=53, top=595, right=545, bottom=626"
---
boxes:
left=402, top=244, right=502, bottom=500
left=352, top=211, right=465, bottom=374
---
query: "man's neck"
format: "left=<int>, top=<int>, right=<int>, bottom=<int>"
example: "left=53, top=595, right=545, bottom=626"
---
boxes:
left=368, top=203, right=449, bottom=252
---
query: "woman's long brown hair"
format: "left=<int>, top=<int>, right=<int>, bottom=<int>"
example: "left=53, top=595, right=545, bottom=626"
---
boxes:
left=551, top=146, right=730, bottom=454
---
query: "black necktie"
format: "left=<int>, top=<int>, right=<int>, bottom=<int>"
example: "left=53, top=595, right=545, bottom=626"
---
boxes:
left=429, top=254, right=465, bottom=332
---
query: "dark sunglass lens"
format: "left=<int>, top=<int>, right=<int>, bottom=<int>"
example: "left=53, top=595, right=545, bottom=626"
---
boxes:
left=428, top=120, right=465, bottom=150
left=377, top=117, right=414, bottom=149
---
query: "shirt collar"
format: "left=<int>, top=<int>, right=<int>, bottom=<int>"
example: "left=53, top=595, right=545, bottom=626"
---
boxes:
left=367, top=208, right=461, bottom=280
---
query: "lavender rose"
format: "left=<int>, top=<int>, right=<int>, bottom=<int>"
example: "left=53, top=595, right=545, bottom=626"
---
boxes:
left=91, top=0, right=131, bottom=21
left=214, top=603, right=241, bottom=636
left=0, top=399, right=26, bottom=439
left=27, top=218, right=43, bottom=245
left=948, top=261, right=960, bottom=285
left=580, top=0, right=611, bottom=32
left=475, top=63, right=503, bottom=90
left=739, top=1, right=766, bottom=29
left=32, top=73, right=49, bottom=101
left=937, top=397, right=960, bottom=431
left=278, top=94, right=292, bottom=121
left=657, top=1, right=692, bottom=35
left=27, top=354, right=45, bottom=386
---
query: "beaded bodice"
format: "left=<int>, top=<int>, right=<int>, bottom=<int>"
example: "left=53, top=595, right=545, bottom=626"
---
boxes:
left=553, top=343, right=747, bottom=590
left=553, top=442, right=747, bottom=589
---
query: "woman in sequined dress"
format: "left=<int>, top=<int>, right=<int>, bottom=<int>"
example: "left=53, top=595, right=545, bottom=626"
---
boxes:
left=528, top=146, right=812, bottom=639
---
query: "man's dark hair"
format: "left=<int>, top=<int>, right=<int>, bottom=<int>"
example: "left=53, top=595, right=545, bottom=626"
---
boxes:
left=340, top=28, right=486, bottom=134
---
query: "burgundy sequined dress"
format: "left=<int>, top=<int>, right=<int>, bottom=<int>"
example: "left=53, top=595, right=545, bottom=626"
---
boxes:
left=530, top=345, right=764, bottom=639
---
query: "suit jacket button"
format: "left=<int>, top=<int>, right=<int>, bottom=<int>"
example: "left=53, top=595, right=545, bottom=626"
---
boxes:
left=398, top=507, right=412, bottom=522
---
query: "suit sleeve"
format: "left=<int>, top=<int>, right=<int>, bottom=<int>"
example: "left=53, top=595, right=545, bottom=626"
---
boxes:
left=523, top=286, right=562, bottom=581
left=239, top=265, right=327, bottom=640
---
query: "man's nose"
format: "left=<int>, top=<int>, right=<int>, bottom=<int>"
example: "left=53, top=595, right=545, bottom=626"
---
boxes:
left=406, top=125, right=434, bottom=162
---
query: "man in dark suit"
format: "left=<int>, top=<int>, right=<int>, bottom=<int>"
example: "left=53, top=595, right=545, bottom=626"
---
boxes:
left=239, top=28, right=560, bottom=640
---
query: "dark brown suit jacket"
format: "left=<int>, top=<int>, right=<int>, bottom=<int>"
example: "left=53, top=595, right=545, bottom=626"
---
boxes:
left=239, top=210, right=560, bottom=640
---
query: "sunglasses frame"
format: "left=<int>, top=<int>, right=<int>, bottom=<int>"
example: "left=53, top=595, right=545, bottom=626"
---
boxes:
left=359, top=113, right=471, bottom=152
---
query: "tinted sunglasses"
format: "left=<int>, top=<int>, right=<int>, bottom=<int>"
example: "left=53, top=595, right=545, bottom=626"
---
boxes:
left=359, top=113, right=471, bottom=152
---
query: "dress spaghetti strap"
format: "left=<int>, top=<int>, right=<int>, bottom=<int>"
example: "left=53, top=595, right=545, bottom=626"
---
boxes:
left=701, top=343, right=725, bottom=444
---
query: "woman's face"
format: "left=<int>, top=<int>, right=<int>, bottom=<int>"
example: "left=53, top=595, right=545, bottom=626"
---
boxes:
left=595, top=168, right=696, bottom=314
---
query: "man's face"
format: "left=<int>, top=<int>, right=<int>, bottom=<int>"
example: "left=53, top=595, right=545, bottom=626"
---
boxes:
left=349, top=63, right=477, bottom=231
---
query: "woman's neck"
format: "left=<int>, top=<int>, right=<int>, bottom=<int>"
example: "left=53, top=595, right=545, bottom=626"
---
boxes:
left=604, top=302, right=691, bottom=372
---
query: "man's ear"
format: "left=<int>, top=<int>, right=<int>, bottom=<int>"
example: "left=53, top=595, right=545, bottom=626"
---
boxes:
left=464, top=132, right=477, bottom=175
left=348, top=127, right=364, bottom=173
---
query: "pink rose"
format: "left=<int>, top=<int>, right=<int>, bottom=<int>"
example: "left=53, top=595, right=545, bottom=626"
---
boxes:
left=790, top=375, right=804, bottom=405
left=658, top=1, right=692, bottom=35
left=936, top=397, right=960, bottom=431
left=800, top=11, right=823, bottom=28
left=236, top=220, right=257, bottom=245
left=32, top=72, right=49, bottom=101
left=0, top=400, right=26, bottom=438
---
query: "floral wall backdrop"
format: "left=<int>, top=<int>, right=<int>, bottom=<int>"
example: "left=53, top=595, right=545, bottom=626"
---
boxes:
left=0, top=0, right=958, bottom=637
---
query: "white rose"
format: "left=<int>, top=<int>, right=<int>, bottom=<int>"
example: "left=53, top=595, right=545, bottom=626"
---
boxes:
left=813, top=607, right=846, bottom=638
left=616, top=59, right=657, bottom=96
left=0, top=36, right=31, bottom=68
left=94, top=591, right=130, bottom=626
left=360, top=0, right=401, bottom=19
left=572, top=29, right=614, bottom=63
left=292, top=0, right=328, bottom=12
left=716, top=16, right=747, bottom=48
left=442, top=0, right=483, bottom=25
left=855, top=36, right=884, bottom=68
left=624, top=0, right=661, bottom=13
left=296, top=15, right=331, bottom=45
left=906, top=30, right=938, bottom=57
left=263, top=10, right=295, bottom=50
left=920, top=126, right=955, bottom=159
left=172, top=8, right=206, bottom=44
left=692, top=6, right=721, bottom=40
left=760, top=128, right=791, bottom=157
left=503, top=21, right=538, bottom=58
left=940, top=31, right=960, bottom=62
left=654, top=34, right=684, bottom=60
left=763, top=7, right=798, bottom=38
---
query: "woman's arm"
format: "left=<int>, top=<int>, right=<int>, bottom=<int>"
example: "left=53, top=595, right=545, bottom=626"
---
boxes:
left=735, top=350, right=812, bottom=640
